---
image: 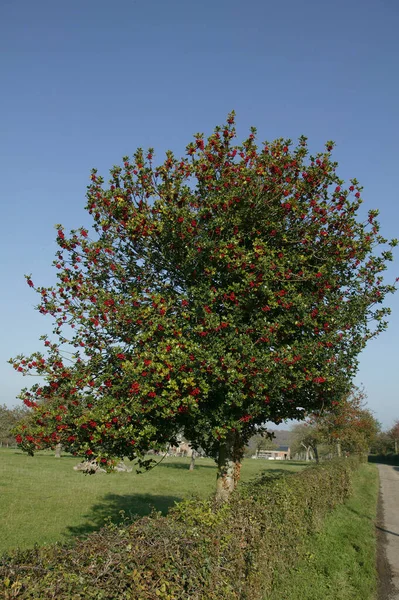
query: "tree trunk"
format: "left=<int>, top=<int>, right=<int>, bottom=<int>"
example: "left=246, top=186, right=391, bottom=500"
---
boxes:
left=395, top=439, right=398, bottom=454
left=215, top=432, right=242, bottom=502
left=336, top=440, right=342, bottom=457
left=301, top=442, right=311, bottom=461
left=313, top=444, right=319, bottom=464
left=55, top=443, right=62, bottom=458
left=189, top=450, right=196, bottom=471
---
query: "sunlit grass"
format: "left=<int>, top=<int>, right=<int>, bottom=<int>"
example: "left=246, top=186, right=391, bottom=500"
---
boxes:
left=0, top=448, right=306, bottom=553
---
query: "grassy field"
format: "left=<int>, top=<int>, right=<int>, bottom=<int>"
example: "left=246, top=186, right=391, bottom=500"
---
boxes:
left=265, top=463, right=379, bottom=600
left=0, top=448, right=306, bottom=554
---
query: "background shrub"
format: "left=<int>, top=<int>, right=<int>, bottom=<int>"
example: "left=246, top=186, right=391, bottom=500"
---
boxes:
left=368, top=453, right=399, bottom=466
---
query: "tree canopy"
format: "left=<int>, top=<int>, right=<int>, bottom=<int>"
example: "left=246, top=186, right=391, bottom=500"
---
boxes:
left=306, top=386, right=380, bottom=455
left=388, top=419, right=399, bottom=453
left=10, top=113, right=397, bottom=490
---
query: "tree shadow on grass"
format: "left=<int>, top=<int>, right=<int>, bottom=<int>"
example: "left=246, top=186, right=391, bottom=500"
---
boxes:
left=346, top=505, right=372, bottom=521
left=11, top=453, right=78, bottom=460
left=156, top=461, right=215, bottom=470
left=65, top=493, right=181, bottom=540
left=257, top=468, right=296, bottom=477
left=345, top=505, right=399, bottom=539
left=376, top=525, right=399, bottom=537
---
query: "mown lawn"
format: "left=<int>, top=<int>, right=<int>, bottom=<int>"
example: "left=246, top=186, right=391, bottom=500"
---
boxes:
left=0, top=449, right=306, bottom=554
left=265, top=463, right=379, bottom=600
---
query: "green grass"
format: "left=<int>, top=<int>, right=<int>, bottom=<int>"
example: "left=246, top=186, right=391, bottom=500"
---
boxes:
left=265, top=463, right=379, bottom=600
left=0, top=449, right=306, bottom=554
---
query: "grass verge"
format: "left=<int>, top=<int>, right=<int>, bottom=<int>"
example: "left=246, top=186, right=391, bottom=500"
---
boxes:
left=265, top=463, right=379, bottom=600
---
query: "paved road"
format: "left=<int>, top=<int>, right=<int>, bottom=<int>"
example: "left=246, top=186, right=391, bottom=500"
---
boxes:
left=377, top=464, right=399, bottom=600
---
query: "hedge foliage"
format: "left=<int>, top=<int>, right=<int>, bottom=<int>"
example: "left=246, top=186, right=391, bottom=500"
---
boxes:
left=368, top=453, right=399, bottom=466
left=1, top=459, right=361, bottom=600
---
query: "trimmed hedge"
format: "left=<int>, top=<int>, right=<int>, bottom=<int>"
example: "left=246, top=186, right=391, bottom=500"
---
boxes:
left=1, top=459, right=361, bottom=600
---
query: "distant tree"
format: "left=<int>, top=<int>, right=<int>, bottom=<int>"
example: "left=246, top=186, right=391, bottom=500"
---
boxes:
left=0, top=405, right=27, bottom=446
left=189, top=449, right=197, bottom=471
left=0, top=405, right=14, bottom=446
left=244, top=432, right=278, bottom=458
left=370, top=431, right=394, bottom=455
left=291, top=422, right=322, bottom=462
left=309, top=386, right=380, bottom=456
left=388, top=420, right=399, bottom=454
left=54, top=442, right=62, bottom=458
left=9, top=114, right=397, bottom=501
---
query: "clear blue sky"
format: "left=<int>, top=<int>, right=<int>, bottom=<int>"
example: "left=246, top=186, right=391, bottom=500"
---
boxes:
left=1, top=0, right=398, bottom=428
